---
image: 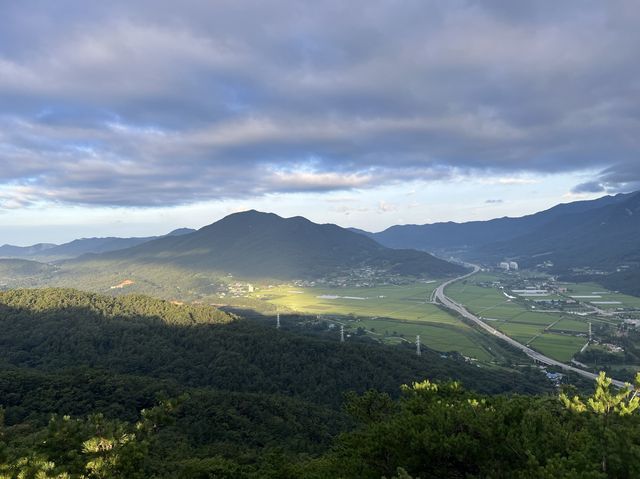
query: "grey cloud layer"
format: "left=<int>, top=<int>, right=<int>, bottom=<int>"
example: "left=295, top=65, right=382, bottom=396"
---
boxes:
left=0, top=0, right=638, bottom=207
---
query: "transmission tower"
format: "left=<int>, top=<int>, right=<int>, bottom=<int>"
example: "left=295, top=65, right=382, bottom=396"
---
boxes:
left=340, top=324, right=345, bottom=342
left=416, top=335, right=421, bottom=356
left=276, top=312, right=281, bottom=329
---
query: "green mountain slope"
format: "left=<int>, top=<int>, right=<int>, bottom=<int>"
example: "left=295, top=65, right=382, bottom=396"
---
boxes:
left=478, top=191, right=640, bottom=270
left=0, top=288, right=534, bottom=401
left=86, top=210, right=465, bottom=279
left=0, top=288, right=555, bottom=477
left=0, top=258, right=59, bottom=288
left=362, top=192, right=631, bottom=252
left=0, top=258, right=57, bottom=277
left=604, top=268, right=640, bottom=297
left=0, top=243, right=56, bottom=258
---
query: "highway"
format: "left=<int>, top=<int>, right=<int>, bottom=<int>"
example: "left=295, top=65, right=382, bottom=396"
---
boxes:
left=434, top=265, right=627, bottom=388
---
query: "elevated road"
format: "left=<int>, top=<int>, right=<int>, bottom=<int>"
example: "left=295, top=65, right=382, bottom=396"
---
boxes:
left=434, top=265, right=627, bottom=388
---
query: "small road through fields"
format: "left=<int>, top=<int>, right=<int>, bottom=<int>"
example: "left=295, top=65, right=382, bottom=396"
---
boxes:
left=434, top=265, right=627, bottom=388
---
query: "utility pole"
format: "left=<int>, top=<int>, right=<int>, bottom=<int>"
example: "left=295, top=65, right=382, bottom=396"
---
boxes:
left=589, top=322, right=592, bottom=342
left=276, top=312, right=281, bottom=329
left=416, top=335, right=421, bottom=356
left=340, top=324, right=345, bottom=343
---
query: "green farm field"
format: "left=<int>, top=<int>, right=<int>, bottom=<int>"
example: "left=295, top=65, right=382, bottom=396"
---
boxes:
left=255, top=283, right=450, bottom=322
left=251, top=283, right=494, bottom=360
left=529, top=334, right=587, bottom=363
left=551, top=318, right=589, bottom=333
left=446, top=272, right=590, bottom=363
left=353, top=318, right=492, bottom=361
left=562, top=282, right=640, bottom=309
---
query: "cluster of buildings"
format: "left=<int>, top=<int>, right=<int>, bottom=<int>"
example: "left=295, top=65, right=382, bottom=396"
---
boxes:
left=498, top=261, right=519, bottom=271
left=294, top=267, right=409, bottom=288
left=217, top=282, right=255, bottom=298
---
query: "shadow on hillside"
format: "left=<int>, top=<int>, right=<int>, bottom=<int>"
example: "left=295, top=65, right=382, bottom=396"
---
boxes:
left=0, top=298, right=554, bottom=415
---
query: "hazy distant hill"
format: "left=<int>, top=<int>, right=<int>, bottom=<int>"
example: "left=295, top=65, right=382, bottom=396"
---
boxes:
left=0, top=243, right=56, bottom=258
left=89, top=210, right=465, bottom=279
left=0, top=258, right=57, bottom=278
left=363, top=193, right=632, bottom=252
left=0, top=228, right=196, bottom=261
left=43, top=236, right=157, bottom=258
left=165, top=227, right=197, bottom=236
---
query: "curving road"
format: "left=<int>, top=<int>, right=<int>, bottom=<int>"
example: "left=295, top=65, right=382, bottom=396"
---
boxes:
left=434, top=265, right=627, bottom=388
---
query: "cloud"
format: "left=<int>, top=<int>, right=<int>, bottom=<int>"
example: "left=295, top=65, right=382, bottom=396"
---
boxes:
left=0, top=0, right=638, bottom=208
left=331, top=205, right=370, bottom=216
left=377, top=201, right=398, bottom=213
left=479, top=177, right=540, bottom=186
left=591, top=163, right=640, bottom=193
left=485, top=199, right=504, bottom=204
left=571, top=181, right=605, bottom=194
left=266, top=169, right=374, bottom=192
left=0, top=183, right=40, bottom=209
left=571, top=163, right=640, bottom=194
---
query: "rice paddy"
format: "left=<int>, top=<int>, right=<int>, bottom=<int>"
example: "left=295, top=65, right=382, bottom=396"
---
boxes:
left=251, top=282, right=494, bottom=360
left=445, top=273, right=591, bottom=362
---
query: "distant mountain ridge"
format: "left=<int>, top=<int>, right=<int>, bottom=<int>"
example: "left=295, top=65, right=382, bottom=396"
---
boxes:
left=0, top=228, right=196, bottom=261
left=6, top=194, right=638, bottom=294
left=478, top=192, right=640, bottom=270
left=356, top=191, right=640, bottom=296
left=83, top=210, right=465, bottom=279
left=0, top=243, right=57, bottom=257
left=362, top=192, right=632, bottom=252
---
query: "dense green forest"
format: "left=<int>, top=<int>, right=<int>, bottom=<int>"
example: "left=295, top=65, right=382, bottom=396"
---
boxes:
left=296, top=373, right=640, bottom=478
left=1, top=289, right=636, bottom=477
left=3, top=374, right=640, bottom=478
left=0, top=288, right=557, bottom=477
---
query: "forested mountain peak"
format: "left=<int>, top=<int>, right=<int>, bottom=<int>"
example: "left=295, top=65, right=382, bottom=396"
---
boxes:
left=88, top=210, right=466, bottom=279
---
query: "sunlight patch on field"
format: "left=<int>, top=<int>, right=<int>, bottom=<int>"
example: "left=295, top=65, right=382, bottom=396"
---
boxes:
left=253, top=283, right=494, bottom=360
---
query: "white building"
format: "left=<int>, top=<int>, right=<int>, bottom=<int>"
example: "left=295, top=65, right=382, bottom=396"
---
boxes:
left=499, top=262, right=510, bottom=270
left=509, top=261, right=519, bottom=270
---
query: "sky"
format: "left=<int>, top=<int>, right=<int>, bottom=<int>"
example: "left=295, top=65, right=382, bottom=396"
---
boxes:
left=1, top=0, right=639, bottom=245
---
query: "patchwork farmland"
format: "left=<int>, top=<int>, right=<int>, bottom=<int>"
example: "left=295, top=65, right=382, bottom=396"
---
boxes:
left=251, top=282, right=498, bottom=361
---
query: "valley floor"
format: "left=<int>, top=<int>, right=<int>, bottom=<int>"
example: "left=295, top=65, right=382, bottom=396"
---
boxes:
left=249, top=282, right=496, bottom=361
